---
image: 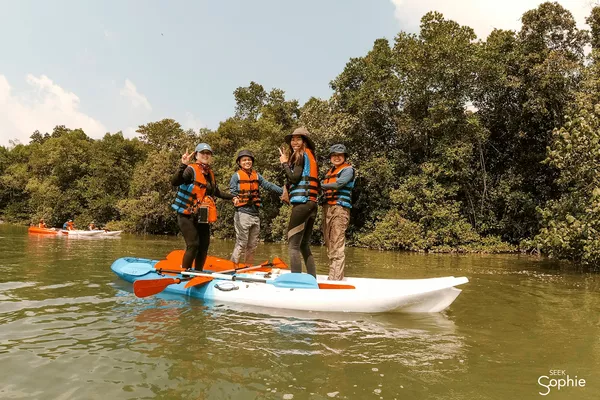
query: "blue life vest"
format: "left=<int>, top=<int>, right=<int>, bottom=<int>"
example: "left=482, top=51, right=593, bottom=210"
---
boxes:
left=289, top=149, right=319, bottom=204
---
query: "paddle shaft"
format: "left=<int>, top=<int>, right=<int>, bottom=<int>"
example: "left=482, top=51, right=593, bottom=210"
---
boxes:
left=157, top=268, right=269, bottom=283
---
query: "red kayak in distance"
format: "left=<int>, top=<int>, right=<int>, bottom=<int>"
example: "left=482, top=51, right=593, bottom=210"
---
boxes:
left=28, top=226, right=59, bottom=235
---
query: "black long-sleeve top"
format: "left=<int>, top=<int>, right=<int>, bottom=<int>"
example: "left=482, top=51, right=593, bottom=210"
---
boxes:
left=282, top=160, right=304, bottom=185
left=171, top=163, right=234, bottom=200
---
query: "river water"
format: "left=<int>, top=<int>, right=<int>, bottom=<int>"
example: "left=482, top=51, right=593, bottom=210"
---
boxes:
left=0, top=224, right=598, bottom=399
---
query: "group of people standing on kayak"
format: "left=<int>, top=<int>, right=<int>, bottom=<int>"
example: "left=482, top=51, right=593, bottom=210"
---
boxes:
left=171, top=127, right=356, bottom=281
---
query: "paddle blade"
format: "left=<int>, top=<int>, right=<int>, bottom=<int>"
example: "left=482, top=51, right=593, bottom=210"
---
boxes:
left=272, top=273, right=319, bottom=289
left=203, top=256, right=238, bottom=272
left=183, top=276, right=213, bottom=288
left=272, top=257, right=288, bottom=269
left=154, top=259, right=185, bottom=274
left=166, top=249, right=185, bottom=261
left=134, top=278, right=180, bottom=298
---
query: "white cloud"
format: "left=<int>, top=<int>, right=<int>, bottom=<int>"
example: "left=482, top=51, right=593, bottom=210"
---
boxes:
left=390, top=0, right=593, bottom=40
left=120, top=79, right=152, bottom=111
left=122, top=126, right=139, bottom=139
left=0, top=74, right=107, bottom=146
left=184, top=111, right=205, bottom=131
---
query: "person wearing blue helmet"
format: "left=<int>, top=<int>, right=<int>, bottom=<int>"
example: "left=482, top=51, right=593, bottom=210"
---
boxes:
left=229, top=149, right=283, bottom=266
left=171, top=143, right=236, bottom=271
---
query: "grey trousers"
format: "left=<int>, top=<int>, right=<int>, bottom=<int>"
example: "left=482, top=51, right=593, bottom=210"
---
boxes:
left=322, top=204, right=350, bottom=280
left=230, top=212, right=261, bottom=265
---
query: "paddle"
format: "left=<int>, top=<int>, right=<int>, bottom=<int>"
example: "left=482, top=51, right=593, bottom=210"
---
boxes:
left=133, top=269, right=319, bottom=298
left=159, top=249, right=289, bottom=272
left=182, top=261, right=270, bottom=289
left=133, top=277, right=184, bottom=298
left=132, top=258, right=291, bottom=296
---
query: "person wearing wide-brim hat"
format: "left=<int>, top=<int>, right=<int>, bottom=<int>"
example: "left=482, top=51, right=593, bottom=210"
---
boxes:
left=278, top=127, right=319, bottom=277
left=171, top=143, right=235, bottom=271
left=320, top=144, right=355, bottom=280
left=284, top=127, right=315, bottom=151
left=229, top=149, right=283, bottom=266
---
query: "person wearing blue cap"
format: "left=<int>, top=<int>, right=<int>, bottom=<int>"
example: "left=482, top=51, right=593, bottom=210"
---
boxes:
left=320, top=144, right=355, bottom=280
left=171, top=143, right=236, bottom=271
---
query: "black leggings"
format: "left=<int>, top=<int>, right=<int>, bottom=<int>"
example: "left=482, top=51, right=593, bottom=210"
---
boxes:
left=287, top=201, right=317, bottom=277
left=178, top=214, right=210, bottom=270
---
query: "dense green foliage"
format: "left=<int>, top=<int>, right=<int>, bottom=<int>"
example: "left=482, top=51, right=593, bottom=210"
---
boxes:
left=1, top=2, right=598, bottom=269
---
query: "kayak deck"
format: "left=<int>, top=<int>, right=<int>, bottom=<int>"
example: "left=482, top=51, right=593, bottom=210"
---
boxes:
left=111, top=257, right=468, bottom=314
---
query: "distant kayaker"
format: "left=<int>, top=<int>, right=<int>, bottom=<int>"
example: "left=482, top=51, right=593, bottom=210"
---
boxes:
left=39, top=219, right=47, bottom=228
left=88, top=221, right=97, bottom=230
left=320, top=144, right=355, bottom=281
left=229, top=149, right=283, bottom=266
left=171, top=143, right=236, bottom=271
left=62, top=219, right=75, bottom=230
left=279, top=127, right=319, bottom=278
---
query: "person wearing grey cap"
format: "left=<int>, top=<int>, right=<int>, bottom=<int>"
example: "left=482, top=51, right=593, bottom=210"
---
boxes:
left=321, top=144, right=355, bottom=280
left=278, top=127, right=319, bottom=277
left=171, top=143, right=235, bottom=271
left=229, top=149, right=283, bottom=266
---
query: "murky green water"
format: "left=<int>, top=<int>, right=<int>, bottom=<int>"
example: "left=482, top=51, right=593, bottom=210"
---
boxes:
left=0, top=224, right=598, bottom=399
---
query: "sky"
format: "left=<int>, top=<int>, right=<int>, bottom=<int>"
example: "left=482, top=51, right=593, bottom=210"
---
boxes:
left=0, top=0, right=596, bottom=147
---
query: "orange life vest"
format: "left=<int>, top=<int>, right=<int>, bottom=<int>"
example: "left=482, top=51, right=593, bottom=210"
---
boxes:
left=236, top=169, right=261, bottom=208
left=322, top=163, right=355, bottom=208
left=171, top=164, right=217, bottom=222
left=289, top=148, right=319, bottom=204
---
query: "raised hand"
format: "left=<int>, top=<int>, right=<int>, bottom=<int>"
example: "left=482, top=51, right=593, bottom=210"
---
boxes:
left=181, top=149, right=192, bottom=165
left=278, top=146, right=288, bottom=164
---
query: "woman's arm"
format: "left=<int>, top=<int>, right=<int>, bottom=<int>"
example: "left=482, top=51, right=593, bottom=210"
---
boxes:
left=282, top=161, right=304, bottom=185
left=171, top=164, right=193, bottom=186
left=213, top=182, right=235, bottom=200
left=258, top=173, right=283, bottom=195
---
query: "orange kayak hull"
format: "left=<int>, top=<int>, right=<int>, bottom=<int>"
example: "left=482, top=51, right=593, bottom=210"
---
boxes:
left=28, top=227, right=58, bottom=235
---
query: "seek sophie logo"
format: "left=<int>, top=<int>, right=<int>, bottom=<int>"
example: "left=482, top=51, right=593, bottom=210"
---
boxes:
left=537, top=370, right=586, bottom=396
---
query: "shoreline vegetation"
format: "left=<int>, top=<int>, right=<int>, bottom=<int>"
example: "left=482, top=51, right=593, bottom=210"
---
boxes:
left=1, top=2, right=598, bottom=271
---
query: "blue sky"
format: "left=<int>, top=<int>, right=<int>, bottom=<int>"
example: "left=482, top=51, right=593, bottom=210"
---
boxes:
left=0, top=0, right=593, bottom=146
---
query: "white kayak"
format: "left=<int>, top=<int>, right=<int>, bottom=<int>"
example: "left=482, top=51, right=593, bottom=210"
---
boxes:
left=100, top=230, right=122, bottom=236
left=60, top=229, right=104, bottom=236
left=111, top=257, right=469, bottom=313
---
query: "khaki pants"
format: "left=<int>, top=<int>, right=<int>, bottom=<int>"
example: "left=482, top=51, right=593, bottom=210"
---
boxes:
left=231, top=212, right=261, bottom=265
left=322, top=204, right=350, bottom=280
